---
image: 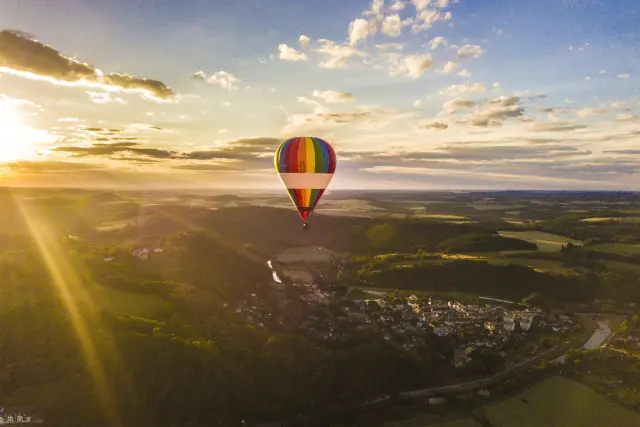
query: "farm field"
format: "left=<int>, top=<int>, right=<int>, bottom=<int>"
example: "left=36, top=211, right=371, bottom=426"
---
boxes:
left=497, top=231, right=582, bottom=252
left=426, top=418, right=482, bottom=427
left=484, top=377, right=640, bottom=427
left=586, top=243, right=640, bottom=256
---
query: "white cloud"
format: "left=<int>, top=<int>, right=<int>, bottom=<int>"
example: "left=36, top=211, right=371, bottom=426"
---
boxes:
left=413, top=100, right=422, bottom=107
left=599, top=70, right=609, bottom=75
left=315, top=39, right=369, bottom=69
left=457, top=68, right=471, bottom=77
left=218, top=129, right=229, bottom=134
left=618, top=73, right=630, bottom=79
left=389, top=53, right=434, bottom=78
left=569, top=42, right=591, bottom=52
left=412, top=0, right=432, bottom=11
left=391, top=0, right=406, bottom=11
left=585, top=76, right=591, bottom=81
left=297, top=96, right=327, bottom=113
left=429, top=36, right=446, bottom=50
left=436, top=0, right=449, bottom=8
left=442, top=98, right=476, bottom=112
left=492, top=82, right=500, bottom=90
left=192, top=71, right=240, bottom=90
left=222, top=101, right=231, bottom=106
left=376, top=43, right=404, bottom=51
left=418, top=120, right=449, bottom=130
left=57, top=117, right=82, bottom=123
left=457, top=44, right=486, bottom=60
left=412, top=9, right=452, bottom=33
left=278, top=44, right=307, bottom=61
left=299, top=35, right=310, bottom=49
left=312, top=90, right=354, bottom=103
left=443, top=61, right=458, bottom=74
left=348, top=18, right=374, bottom=45
left=440, top=82, right=486, bottom=97
left=87, top=91, right=126, bottom=104
left=381, top=14, right=410, bottom=37
left=576, top=107, right=610, bottom=117
left=459, top=96, right=524, bottom=127
left=616, top=113, right=638, bottom=122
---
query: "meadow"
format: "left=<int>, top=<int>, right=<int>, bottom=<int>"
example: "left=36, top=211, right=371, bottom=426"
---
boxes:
left=497, top=231, right=583, bottom=252
left=484, top=377, right=640, bottom=427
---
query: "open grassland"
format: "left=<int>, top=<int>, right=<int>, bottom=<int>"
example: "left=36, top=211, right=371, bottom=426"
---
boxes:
left=586, top=243, right=640, bottom=256
left=580, top=217, right=640, bottom=223
left=484, top=377, right=640, bottom=427
left=426, top=418, right=482, bottom=427
left=275, top=246, right=336, bottom=263
left=87, top=284, right=167, bottom=317
left=498, top=231, right=582, bottom=252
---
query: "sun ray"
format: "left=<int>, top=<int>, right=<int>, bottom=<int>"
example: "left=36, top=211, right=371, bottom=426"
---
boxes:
left=15, top=195, right=124, bottom=427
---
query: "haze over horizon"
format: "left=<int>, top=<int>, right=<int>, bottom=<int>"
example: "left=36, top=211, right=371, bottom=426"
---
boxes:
left=0, top=0, right=639, bottom=190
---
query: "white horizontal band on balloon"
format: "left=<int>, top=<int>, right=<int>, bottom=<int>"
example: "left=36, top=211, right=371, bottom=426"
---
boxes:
left=278, top=173, right=334, bottom=189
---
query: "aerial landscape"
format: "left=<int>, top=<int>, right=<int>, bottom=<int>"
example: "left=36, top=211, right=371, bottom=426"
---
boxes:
left=0, top=0, right=639, bottom=426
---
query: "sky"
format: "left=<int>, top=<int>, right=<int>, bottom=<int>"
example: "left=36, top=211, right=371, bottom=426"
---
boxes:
left=0, top=0, right=639, bottom=190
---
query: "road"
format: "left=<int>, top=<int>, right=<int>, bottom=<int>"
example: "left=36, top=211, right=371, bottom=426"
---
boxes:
left=398, top=316, right=610, bottom=400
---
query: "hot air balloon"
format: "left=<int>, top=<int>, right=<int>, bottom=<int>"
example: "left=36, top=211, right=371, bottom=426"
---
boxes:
left=274, top=136, right=337, bottom=230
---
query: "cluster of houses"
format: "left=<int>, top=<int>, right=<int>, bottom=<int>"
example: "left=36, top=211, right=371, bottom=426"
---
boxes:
left=0, top=413, right=34, bottom=425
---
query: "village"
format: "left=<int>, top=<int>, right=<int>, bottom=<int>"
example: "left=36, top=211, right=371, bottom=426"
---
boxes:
left=228, top=255, right=583, bottom=371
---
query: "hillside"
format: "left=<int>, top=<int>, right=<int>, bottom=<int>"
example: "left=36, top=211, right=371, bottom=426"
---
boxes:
left=437, top=233, right=538, bottom=253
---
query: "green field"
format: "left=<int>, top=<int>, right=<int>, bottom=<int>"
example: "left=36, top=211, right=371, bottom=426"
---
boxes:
left=498, top=231, right=582, bottom=252
left=484, top=377, right=640, bottom=427
left=587, top=243, right=640, bottom=256
left=426, top=418, right=482, bottom=427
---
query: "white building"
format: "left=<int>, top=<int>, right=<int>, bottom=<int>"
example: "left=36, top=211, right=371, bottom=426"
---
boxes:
left=520, top=312, right=534, bottom=331
left=504, top=314, right=516, bottom=332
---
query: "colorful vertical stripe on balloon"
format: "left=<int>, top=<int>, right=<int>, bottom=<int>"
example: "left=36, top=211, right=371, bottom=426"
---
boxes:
left=275, top=137, right=336, bottom=174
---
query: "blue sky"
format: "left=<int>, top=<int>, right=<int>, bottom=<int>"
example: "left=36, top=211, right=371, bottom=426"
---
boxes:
left=0, top=0, right=638, bottom=189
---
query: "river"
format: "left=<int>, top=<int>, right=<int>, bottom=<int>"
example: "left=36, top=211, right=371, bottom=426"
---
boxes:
left=267, top=260, right=282, bottom=283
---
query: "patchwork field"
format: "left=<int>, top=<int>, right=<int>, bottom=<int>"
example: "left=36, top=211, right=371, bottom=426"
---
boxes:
left=498, top=231, right=583, bottom=252
left=587, top=243, right=640, bottom=256
left=426, top=418, right=482, bottom=427
left=484, top=377, right=640, bottom=427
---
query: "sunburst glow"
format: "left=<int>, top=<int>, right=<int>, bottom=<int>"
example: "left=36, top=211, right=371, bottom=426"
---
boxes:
left=0, top=104, right=53, bottom=161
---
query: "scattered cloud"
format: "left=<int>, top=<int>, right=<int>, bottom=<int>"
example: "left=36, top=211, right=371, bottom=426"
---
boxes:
left=569, top=42, right=591, bottom=52
left=348, top=18, right=375, bottom=45
left=531, top=122, right=588, bottom=132
left=312, top=90, right=354, bottom=103
left=442, top=98, right=476, bottom=112
left=87, top=91, right=126, bottom=104
left=576, top=107, right=610, bottom=117
left=0, top=30, right=174, bottom=100
left=443, top=61, right=458, bottom=74
left=412, top=9, right=452, bottom=33
left=298, top=35, right=310, bottom=49
left=315, top=39, right=369, bottom=69
left=191, top=70, right=240, bottom=90
left=616, top=113, right=638, bottom=122
left=278, top=44, right=307, bottom=61
left=381, top=14, right=410, bottom=37
left=461, top=96, right=524, bottom=127
left=388, top=53, right=434, bottom=78
left=429, top=36, right=447, bottom=50
left=456, top=44, right=486, bottom=60
left=418, top=120, right=449, bottom=130
left=440, top=82, right=486, bottom=97
left=618, top=73, right=630, bottom=79
left=457, top=68, right=471, bottom=77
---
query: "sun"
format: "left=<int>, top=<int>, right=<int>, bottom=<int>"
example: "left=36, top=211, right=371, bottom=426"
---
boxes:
left=0, top=104, right=50, bottom=161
